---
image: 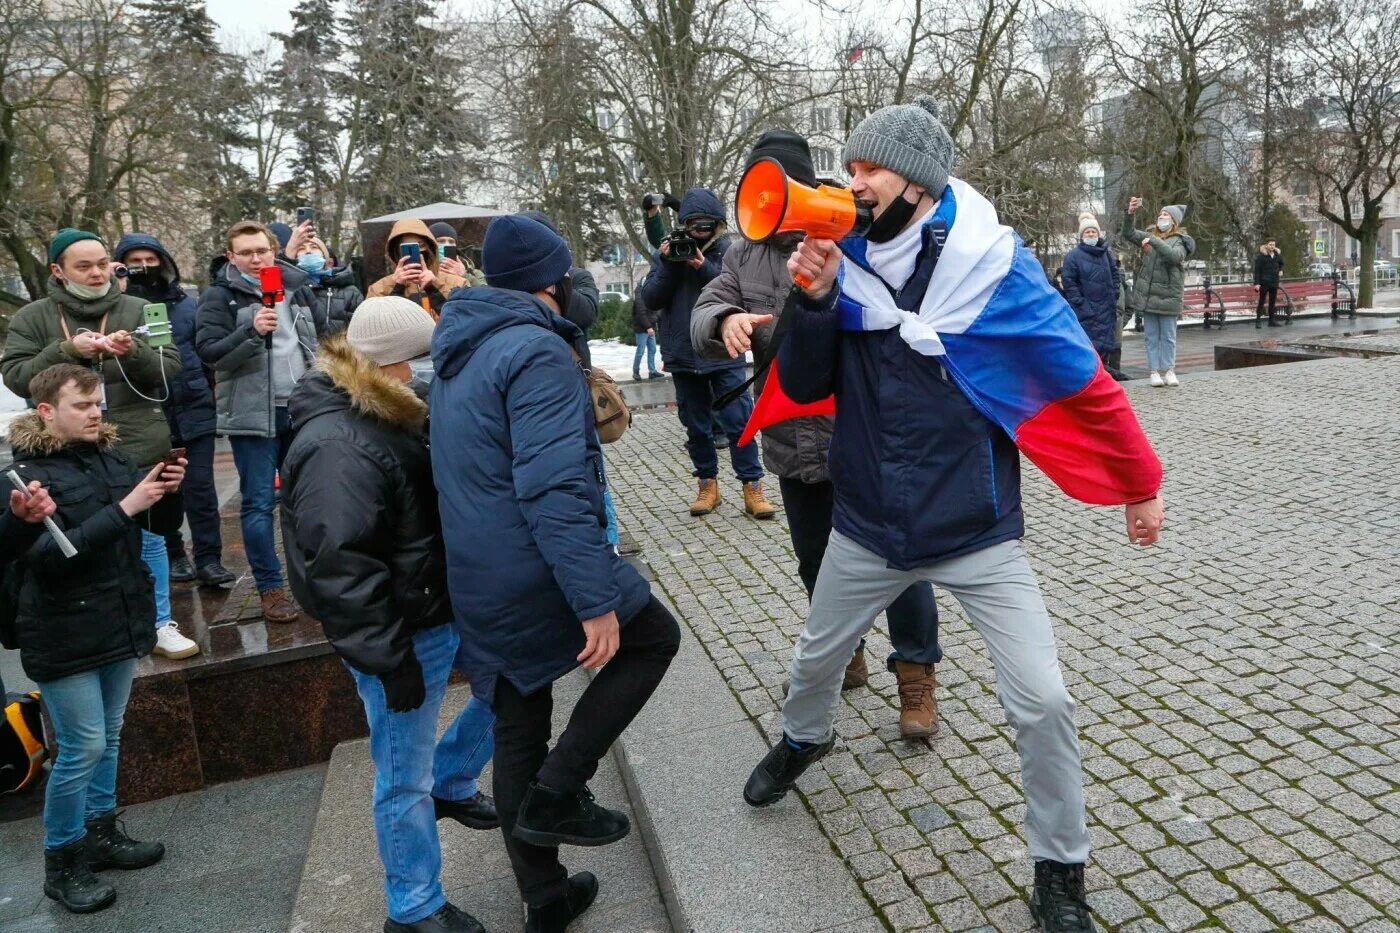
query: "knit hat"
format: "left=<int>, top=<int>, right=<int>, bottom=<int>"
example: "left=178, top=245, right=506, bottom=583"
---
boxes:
left=842, top=96, right=954, bottom=197
left=747, top=129, right=817, bottom=188
left=1078, top=212, right=1100, bottom=237
left=346, top=296, right=436, bottom=366
left=267, top=222, right=293, bottom=251
left=47, top=228, right=104, bottom=265
left=518, top=210, right=559, bottom=234
left=482, top=215, right=572, bottom=294
left=1161, top=204, right=1187, bottom=227
left=428, top=222, right=457, bottom=240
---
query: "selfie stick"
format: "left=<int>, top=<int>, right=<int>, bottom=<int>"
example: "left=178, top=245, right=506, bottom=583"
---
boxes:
left=6, top=471, right=77, bottom=559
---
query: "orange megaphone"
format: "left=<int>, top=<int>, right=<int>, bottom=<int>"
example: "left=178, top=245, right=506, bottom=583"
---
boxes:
left=736, top=158, right=872, bottom=287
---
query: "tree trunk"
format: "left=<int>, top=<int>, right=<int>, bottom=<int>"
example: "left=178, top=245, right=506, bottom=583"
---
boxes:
left=1357, top=227, right=1376, bottom=308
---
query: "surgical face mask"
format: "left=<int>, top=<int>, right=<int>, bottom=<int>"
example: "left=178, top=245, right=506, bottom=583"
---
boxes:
left=60, top=277, right=111, bottom=301
left=407, top=355, right=434, bottom=399
left=1157, top=218, right=1173, bottom=232
left=297, top=252, right=326, bottom=274
left=865, top=182, right=918, bottom=243
left=1082, top=235, right=1100, bottom=247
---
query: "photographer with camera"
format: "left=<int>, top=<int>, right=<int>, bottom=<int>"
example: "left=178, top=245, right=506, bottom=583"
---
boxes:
left=4, top=363, right=186, bottom=915
left=637, top=189, right=774, bottom=520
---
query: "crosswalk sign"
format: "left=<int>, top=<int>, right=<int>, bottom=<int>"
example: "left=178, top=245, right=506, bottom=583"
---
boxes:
left=1313, top=239, right=1326, bottom=256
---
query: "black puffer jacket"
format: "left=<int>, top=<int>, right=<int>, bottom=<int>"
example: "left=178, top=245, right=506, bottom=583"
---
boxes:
left=281, top=336, right=451, bottom=676
left=3, top=415, right=156, bottom=682
left=312, top=266, right=365, bottom=334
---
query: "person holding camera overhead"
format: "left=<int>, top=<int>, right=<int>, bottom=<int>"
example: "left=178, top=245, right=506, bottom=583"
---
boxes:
left=367, top=219, right=470, bottom=318
left=637, top=189, right=775, bottom=521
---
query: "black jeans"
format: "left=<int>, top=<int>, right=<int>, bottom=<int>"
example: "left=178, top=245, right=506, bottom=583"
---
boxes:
left=1255, top=286, right=1279, bottom=321
left=492, top=596, right=680, bottom=907
left=165, top=433, right=221, bottom=568
left=779, top=476, right=942, bottom=668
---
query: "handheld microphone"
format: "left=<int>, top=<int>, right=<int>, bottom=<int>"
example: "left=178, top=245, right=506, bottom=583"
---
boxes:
left=258, top=265, right=284, bottom=349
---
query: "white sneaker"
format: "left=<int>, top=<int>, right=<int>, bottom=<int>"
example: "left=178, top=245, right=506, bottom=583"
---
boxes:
left=1149, top=371, right=1165, bottom=387
left=1163, top=370, right=1180, bottom=387
left=153, top=622, right=200, bottom=659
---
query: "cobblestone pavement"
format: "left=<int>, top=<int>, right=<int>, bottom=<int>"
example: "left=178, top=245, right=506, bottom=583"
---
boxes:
left=603, top=357, right=1400, bottom=932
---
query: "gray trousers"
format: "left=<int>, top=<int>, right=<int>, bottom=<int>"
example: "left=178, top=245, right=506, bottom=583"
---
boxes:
left=781, top=530, right=1091, bottom=864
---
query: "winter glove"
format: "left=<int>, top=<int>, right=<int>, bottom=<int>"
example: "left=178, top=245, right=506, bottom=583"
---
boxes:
left=663, top=194, right=682, bottom=212
left=379, top=651, right=425, bottom=713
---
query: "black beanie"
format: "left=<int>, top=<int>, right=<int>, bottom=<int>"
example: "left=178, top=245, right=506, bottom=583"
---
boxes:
left=519, top=210, right=560, bottom=235
left=428, top=222, right=457, bottom=240
left=482, top=216, right=572, bottom=294
left=746, top=129, right=818, bottom=188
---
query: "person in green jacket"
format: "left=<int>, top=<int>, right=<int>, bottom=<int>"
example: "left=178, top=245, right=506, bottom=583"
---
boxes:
left=1, top=228, right=195, bottom=661
left=1121, top=199, right=1196, bottom=387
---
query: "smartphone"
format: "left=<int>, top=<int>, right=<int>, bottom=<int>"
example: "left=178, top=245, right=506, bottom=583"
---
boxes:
left=441, top=244, right=459, bottom=261
left=163, top=447, right=187, bottom=465
left=400, top=242, right=422, bottom=266
left=295, top=206, right=315, bottom=227
left=142, top=303, right=173, bottom=349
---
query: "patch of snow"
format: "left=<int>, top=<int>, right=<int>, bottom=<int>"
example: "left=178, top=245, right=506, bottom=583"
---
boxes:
left=587, top=337, right=751, bottom=382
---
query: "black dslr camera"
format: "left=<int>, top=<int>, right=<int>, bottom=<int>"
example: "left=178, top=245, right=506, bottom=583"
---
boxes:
left=665, top=229, right=697, bottom=263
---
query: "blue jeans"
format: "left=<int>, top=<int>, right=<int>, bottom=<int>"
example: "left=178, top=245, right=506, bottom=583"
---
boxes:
left=1143, top=313, right=1178, bottom=372
left=347, top=624, right=495, bottom=924
left=38, top=658, right=137, bottom=849
left=140, top=529, right=172, bottom=626
left=672, top=368, right=764, bottom=481
left=632, top=332, right=657, bottom=375
left=229, top=407, right=292, bottom=592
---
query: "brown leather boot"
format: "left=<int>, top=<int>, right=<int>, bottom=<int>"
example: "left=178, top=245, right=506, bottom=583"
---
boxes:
left=260, top=587, right=301, bottom=624
left=689, top=479, right=721, bottom=516
left=742, top=481, right=776, bottom=520
left=895, top=661, right=937, bottom=738
left=842, top=646, right=869, bottom=690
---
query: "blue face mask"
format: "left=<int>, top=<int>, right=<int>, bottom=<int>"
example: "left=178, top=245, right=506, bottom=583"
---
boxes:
left=240, top=270, right=261, bottom=286
left=297, top=252, right=326, bottom=274
left=407, top=356, right=434, bottom=399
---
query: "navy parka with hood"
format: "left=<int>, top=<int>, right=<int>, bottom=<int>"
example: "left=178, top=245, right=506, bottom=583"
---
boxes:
left=429, top=285, right=650, bottom=703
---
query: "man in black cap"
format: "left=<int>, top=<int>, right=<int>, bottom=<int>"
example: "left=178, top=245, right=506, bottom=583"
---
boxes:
left=690, top=130, right=943, bottom=738
left=428, top=222, right=484, bottom=285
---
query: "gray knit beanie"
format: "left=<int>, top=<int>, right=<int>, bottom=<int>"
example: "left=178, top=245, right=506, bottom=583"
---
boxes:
left=1162, top=204, right=1187, bottom=226
left=842, top=95, right=954, bottom=197
left=346, top=296, right=436, bottom=365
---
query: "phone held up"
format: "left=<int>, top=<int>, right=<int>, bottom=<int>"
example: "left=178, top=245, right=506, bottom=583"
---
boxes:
left=295, top=206, right=315, bottom=229
left=400, top=242, right=423, bottom=266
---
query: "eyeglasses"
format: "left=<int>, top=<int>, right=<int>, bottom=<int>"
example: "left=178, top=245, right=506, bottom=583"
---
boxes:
left=232, top=248, right=275, bottom=260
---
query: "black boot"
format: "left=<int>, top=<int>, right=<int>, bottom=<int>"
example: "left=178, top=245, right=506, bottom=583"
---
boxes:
left=433, top=791, right=499, bottom=830
left=525, top=871, right=599, bottom=933
left=383, top=902, right=485, bottom=933
left=44, top=837, right=116, bottom=914
left=511, top=783, right=629, bottom=847
left=196, top=561, right=236, bottom=587
left=169, top=555, right=195, bottom=582
left=85, top=810, right=165, bottom=870
left=1030, top=860, right=1096, bottom=932
left=743, top=736, right=834, bottom=807
left=1268, top=316, right=1282, bottom=327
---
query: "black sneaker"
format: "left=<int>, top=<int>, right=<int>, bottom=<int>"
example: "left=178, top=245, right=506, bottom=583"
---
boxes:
left=85, top=810, right=164, bottom=871
left=647, top=372, right=666, bottom=379
left=383, top=902, right=485, bottom=933
left=1030, top=860, right=1096, bottom=932
left=526, top=871, right=599, bottom=933
left=169, top=556, right=195, bottom=582
left=743, top=736, right=834, bottom=807
left=44, top=837, right=116, bottom=914
left=433, top=792, right=499, bottom=830
left=511, top=783, right=629, bottom=847
left=196, top=562, right=236, bottom=587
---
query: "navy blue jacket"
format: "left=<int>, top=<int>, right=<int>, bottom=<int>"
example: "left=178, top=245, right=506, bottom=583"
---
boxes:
left=778, top=237, right=1024, bottom=571
left=637, top=187, right=738, bottom=374
left=1060, top=240, right=1121, bottom=354
left=113, top=233, right=216, bottom=442
left=430, top=286, right=651, bottom=701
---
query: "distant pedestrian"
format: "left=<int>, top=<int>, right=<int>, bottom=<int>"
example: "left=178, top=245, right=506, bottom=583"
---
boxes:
left=631, top=297, right=661, bottom=380
left=1122, top=198, right=1195, bottom=387
left=1061, top=213, right=1127, bottom=381
left=1253, top=238, right=1285, bottom=328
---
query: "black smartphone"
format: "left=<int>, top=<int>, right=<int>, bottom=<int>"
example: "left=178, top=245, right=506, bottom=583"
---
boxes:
left=163, top=447, right=187, bottom=465
left=441, top=244, right=459, bottom=261
left=400, top=242, right=422, bottom=265
left=295, top=206, right=314, bottom=227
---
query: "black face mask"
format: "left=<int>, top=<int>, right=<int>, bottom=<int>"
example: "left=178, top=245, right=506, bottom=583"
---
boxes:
left=552, top=272, right=573, bottom=317
left=864, top=183, right=919, bottom=244
left=123, top=266, right=163, bottom=300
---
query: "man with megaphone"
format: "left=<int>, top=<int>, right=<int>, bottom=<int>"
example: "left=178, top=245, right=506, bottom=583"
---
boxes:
left=692, top=129, right=943, bottom=739
left=738, top=97, right=1166, bottom=933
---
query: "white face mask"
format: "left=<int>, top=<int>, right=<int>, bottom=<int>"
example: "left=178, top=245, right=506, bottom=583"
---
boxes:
left=60, top=278, right=112, bottom=301
left=1082, top=235, right=1100, bottom=247
left=1157, top=218, right=1173, bottom=232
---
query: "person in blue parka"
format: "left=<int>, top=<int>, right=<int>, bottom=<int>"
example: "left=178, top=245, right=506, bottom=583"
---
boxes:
left=429, top=215, right=679, bottom=933
left=1060, top=213, right=1127, bottom=381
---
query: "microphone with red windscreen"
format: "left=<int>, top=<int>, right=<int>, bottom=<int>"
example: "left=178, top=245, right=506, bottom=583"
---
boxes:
left=258, top=265, right=283, bottom=349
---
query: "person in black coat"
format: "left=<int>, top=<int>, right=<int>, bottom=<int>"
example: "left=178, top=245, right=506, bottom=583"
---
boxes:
left=4, top=364, right=185, bottom=914
left=281, top=299, right=496, bottom=933
left=1253, top=239, right=1285, bottom=327
left=0, top=479, right=56, bottom=704
left=114, top=233, right=234, bottom=588
left=630, top=296, right=661, bottom=379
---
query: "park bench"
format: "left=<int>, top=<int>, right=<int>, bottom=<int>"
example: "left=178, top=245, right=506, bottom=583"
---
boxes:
left=1191, top=276, right=1356, bottom=328
left=1280, top=276, right=1355, bottom=320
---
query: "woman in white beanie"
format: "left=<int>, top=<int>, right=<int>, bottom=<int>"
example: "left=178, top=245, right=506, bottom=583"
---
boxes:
left=279, top=295, right=496, bottom=933
left=1061, top=212, right=1127, bottom=380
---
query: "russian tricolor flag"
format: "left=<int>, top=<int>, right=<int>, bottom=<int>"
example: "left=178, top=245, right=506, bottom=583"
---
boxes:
left=742, top=178, right=1162, bottom=507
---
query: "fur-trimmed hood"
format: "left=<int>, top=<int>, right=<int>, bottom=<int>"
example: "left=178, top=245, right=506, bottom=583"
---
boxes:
left=288, top=334, right=426, bottom=433
left=7, top=411, right=119, bottom=457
